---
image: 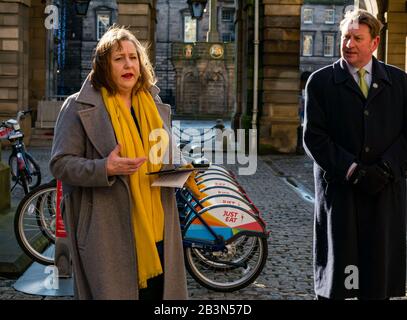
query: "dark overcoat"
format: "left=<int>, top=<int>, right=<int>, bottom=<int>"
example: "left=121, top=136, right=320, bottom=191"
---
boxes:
left=50, top=78, right=188, bottom=300
left=303, top=57, right=407, bottom=299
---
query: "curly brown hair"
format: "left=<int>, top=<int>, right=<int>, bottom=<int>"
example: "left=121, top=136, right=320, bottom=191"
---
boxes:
left=89, top=24, right=156, bottom=94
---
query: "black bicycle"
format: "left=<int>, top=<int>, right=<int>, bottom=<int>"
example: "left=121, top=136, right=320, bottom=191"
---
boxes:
left=0, top=110, right=41, bottom=194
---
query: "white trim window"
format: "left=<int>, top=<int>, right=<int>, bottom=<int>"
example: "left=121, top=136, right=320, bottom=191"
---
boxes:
left=184, top=15, right=197, bottom=43
left=303, top=8, right=313, bottom=24
left=222, top=9, right=233, bottom=22
left=97, top=12, right=111, bottom=40
left=303, top=34, right=313, bottom=56
left=222, top=33, right=233, bottom=42
left=325, top=9, right=335, bottom=24
left=324, top=34, right=335, bottom=57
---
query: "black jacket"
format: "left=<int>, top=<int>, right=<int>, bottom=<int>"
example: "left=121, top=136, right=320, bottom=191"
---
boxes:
left=303, top=57, right=407, bottom=299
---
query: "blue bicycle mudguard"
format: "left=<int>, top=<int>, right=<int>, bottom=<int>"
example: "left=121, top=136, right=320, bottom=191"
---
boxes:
left=183, top=204, right=267, bottom=244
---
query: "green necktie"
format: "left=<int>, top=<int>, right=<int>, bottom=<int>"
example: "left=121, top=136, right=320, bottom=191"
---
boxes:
left=357, top=68, right=369, bottom=98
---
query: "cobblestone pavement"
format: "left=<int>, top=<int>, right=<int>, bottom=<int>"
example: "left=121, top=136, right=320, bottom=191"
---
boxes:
left=1, top=148, right=406, bottom=300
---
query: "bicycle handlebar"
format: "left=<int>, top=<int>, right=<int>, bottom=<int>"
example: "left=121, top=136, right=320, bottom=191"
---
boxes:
left=16, top=109, right=32, bottom=124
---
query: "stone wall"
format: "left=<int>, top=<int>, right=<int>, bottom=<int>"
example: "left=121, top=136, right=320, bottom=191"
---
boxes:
left=300, top=3, right=343, bottom=73
left=386, top=0, right=407, bottom=71
left=155, top=0, right=235, bottom=106
left=171, top=42, right=235, bottom=117
left=0, top=0, right=32, bottom=140
left=0, top=0, right=30, bottom=116
left=117, top=0, right=157, bottom=63
left=29, top=0, right=46, bottom=114
left=81, top=0, right=118, bottom=82
left=260, top=0, right=302, bottom=153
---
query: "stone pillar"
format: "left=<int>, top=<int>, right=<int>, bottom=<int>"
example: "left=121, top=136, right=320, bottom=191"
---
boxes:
left=0, top=0, right=27, bottom=213
left=386, top=0, right=407, bottom=71
left=117, top=0, right=157, bottom=63
left=233, top=0, right=251, bottom=131
left=173, top=65, right=183, bottom=114
left=0, top=0, right=30, bottom=114
left=260, top=0, right=302, bottom=153
left=207, top=0, right=219, bottom=42
left=29, top=0, right=46, bottom=113
left=0, top=0, right=31, bottom=143
left=225, top=63, right=235, bottom=115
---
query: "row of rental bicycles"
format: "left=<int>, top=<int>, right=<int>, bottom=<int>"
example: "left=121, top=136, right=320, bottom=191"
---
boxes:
left=13, top=126, right=269, bottom=292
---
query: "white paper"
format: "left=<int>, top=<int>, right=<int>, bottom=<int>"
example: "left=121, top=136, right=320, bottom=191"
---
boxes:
left=151, top=171, right=192, bottom=188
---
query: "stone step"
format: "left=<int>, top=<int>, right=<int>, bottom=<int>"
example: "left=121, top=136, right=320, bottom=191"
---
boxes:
left=31, top=128, right=54, bottom=135
left=30, top=134, right=54, bottom=141
left=29, top=139, right=53, bottom=148
left=29, top=127, right=54, bottom=147
left=0, top=206, right=33, bottom=277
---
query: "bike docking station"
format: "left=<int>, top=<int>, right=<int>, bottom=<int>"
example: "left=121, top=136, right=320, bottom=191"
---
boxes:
left=13, top=181, right=74, bottom=297
left=175, top=164, right=269, bottom=291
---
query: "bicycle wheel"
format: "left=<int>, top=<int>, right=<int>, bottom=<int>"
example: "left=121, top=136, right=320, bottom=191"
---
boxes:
left=9, top=153, right=41, bottom=190
left=14, top=181, right=57, bottom=265
left=35, top=180, right=57, bottom=242
left=185, top=235, right=268, bottom=292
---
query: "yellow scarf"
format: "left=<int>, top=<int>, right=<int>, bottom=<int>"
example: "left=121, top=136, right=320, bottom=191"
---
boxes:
left=101, top=87, right=169, bottom=289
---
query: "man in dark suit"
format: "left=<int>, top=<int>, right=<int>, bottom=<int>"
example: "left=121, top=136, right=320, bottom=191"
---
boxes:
left=303, top=9, right=407, bottom=300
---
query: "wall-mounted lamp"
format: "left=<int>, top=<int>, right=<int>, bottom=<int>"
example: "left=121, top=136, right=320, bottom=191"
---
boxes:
left=187, top=0, right=208, bottom=20
left=74, top=0, right=90, bottom=17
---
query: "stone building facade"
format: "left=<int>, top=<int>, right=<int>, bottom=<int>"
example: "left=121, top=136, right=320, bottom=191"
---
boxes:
left=49, top=0, right=118, bottom=96
left=0, top=0, right=406, bottom=154
left=171, top=41, right=235, bottom=116
left=155, top=0, right=235, bottom=115
left=300, top=0, right=344, bottom=75
left=80, top=0, right=119, bottom=87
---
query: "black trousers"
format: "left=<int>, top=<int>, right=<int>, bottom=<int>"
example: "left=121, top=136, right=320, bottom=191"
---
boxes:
left=139, top=241, right=164, bottom=300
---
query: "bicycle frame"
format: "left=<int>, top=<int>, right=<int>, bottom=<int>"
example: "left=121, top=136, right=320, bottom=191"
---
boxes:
left=11, top=145, right=31, bottom=190
left=1, top=110, right=40, bottom=194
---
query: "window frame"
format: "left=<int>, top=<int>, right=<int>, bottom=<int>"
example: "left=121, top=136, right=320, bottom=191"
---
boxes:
left=302, top=33, right=314, bottom=57
left=221, top=9, right=234, bottom=22
left=183, top=14, right=197, bottom=43
left=222, top=33, right=233, bottom=42
left=303, top=8, right=313, bottom=24
left=323, top=33, right=335, bottom=57
left=96, top=11, right=111, bottom=41
left=325, top=9, right=335, bottom=24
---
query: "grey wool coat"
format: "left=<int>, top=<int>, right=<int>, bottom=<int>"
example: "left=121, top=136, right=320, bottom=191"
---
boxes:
left=303, top=57, right=407, bottom=299
left=50, top=77, right=188, bottom=300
